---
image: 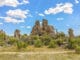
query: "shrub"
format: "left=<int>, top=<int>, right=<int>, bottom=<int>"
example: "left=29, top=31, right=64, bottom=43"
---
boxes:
left=0, top=41, right=5, bottom=46
left=75, top=38, right=80, bottom=46
left=34, top=39, right=42, bottom=47
left=16, top=41, right=28, bottom=49
left=8, top=37, right=17, bottom=45
left=67, top=39, right=76, bottom=49
left=75, top=45, right=80, bottom=54
left=48, top=40, right=57, bottom=48
left=56, top=38, right=64, bottom=46
left=40, top=35, right=52, bottom=46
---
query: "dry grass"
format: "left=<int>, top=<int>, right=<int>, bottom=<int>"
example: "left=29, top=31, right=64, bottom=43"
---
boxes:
left=0, top=53, right=80, bottom=60
left=0, top=46, right=79, bottom=60
left=0, top=46, right=70, bottom=52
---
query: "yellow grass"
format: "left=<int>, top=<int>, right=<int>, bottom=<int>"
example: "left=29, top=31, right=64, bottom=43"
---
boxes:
left=0, top=53, right=80, bottom=60
left=0, top=46, right=71, bottom=52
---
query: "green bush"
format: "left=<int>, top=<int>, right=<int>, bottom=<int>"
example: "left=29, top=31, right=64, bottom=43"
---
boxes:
left=40, top=35, right=52, bottom=46
left=34, top=39, right=42, bottom=47
left=67, top=39, right=76, bottom=49
left=16, top=41, right=28, bottom=49
left=48, top=40, right=57, bottom=48
left=75, top=38, right=80, bottom=46
left=56, top=38, right=64, bottom=46
left=75, top=45, right=80, bottom=54
left=0, top=41, right=5, bottom=46
left=8, top=37, right=17, bottom=45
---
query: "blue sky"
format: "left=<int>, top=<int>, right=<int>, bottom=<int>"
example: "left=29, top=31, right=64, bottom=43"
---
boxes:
left=0, top=0, right=80, bottom=36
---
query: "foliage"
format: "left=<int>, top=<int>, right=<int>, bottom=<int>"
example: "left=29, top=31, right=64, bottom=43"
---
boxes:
left=34, top=39, right=43, bottom=47
left=75, top=37, right=80, bottom=46
left=28, top=35, right=39, bottom=45
left=20, top=34, right=27, bottom=41
left=0, top=32, right=6, bottom=40
left=55, top=32, right=66, bottom=46
left=31, top=35, right=39, bottom=40
left=67, top=39, right=76, bottom=49
left=75, top=45, right=80, bottom=54
left=8, top=37, right=18, bottom=45
left=48, top=40, right=57, bottom=48
left=0, top=41, right=5, bottom=46
left=56, top=38, right=64, bottom=46
left=40, top=35, right=52, bottom=46
left=16, top=41, right=28, bottom=49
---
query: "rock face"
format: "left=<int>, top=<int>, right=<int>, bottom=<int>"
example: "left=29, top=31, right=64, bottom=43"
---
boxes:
left=31, top=20, right=42, bottom=36
left=14, top=29, right=21, bottom=39
left=68, top=28, right=74, bottom=39
left=31, top=19, right=55, bottom=37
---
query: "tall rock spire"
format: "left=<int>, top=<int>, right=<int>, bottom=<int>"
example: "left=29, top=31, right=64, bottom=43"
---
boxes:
left=31, top=19, right=55, bottom=37
left=14, top=29, right=21, bottom=39
left=31, top=20, right=42, bottom=36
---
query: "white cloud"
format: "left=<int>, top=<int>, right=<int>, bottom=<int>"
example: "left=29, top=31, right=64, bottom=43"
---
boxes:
left=6, top=9, right=29, bottom=19
left=44, top=3, right=73, bottom=15
left=0, top=9, right=30, bottom=24
left=57, top=17, right=64, bottom=21
left=4, top=16, right=24, bottom=24
left=21, top=0, right=29, bottom=4
left=56, top=3, right=63, bottom=6
left=75, top=0, right=79, bottom=4
left=38, top=13, right=45, bottom=17
left=0, top=0, right=19, bottom=7
left=0, top=0, right=29, bottom=7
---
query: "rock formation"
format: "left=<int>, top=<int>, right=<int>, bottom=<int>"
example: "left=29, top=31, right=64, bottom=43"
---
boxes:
left=31, top=19, right=55, bottom=37
left=14, top=29, right=21, bottom=39
left=68, top=28, right=74, bottom=39
left=31, top=20, right=42, bottom=36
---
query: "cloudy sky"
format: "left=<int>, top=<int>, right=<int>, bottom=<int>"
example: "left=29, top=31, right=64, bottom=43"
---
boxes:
left=0, top=0, right=80, bottom=36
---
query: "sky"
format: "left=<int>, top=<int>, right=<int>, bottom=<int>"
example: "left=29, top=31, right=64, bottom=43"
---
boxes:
left=0, top=0, right=80, bottom=36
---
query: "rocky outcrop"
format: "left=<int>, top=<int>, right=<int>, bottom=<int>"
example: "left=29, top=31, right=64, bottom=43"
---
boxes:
left=31, top=20, right=42, bottom=36
left=68, top=28, right=74, bottom=39
left=14, top=29, right=21, bottom=39
left=31, top=19, right=55, bottom=37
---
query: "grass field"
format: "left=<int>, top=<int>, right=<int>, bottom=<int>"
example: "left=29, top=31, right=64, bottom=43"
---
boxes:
left=0, top=46, right=70, bottom=52
left=0, top=46, right=79, bottom=60
left=0, top=53, right=80, bottom=60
